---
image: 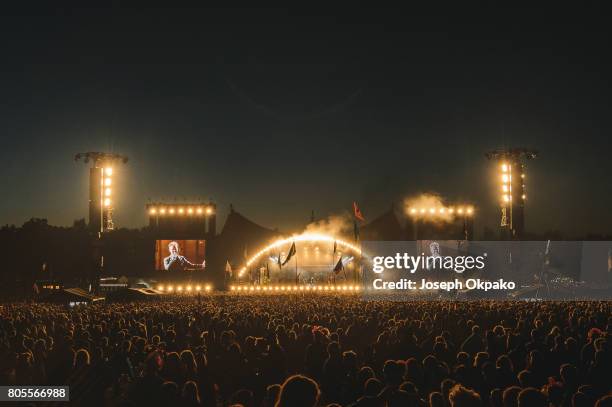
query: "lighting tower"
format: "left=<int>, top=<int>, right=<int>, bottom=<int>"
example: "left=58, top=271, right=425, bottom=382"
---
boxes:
left=485, top=148, right=538, bottom=239
left=75, top=152, right=129, bottom=234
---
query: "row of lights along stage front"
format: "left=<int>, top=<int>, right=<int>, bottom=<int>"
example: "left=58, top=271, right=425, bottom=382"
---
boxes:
left=147, top=202, right=216, bottom=288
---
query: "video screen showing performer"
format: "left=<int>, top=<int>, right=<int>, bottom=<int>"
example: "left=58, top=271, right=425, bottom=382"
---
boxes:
left=155, top=240, right=206, bottom=271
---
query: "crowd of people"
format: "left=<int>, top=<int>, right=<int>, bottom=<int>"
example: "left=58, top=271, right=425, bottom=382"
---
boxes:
left=0, top=296, right=610, bottom=406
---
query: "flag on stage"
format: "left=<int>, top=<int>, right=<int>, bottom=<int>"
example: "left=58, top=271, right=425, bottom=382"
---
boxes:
left=353, top=201, right=365, bottom=222
left=225, top=260, right=233, bottom=278
left=282, top=242, right=297, bottom=266
left=333, top=257, right=344, bottom=274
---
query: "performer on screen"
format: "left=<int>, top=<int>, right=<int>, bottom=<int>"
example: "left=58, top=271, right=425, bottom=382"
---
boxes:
left=163, top=241, right=205, bottom=272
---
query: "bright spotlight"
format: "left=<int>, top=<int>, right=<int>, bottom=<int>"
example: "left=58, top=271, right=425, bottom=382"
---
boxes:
left=157, top=285, right=164, bottom=291
left=105, top=167, right=113, bottom=176
left=206, top=207, right=213, bottom=215
left=196, top=207, right=203, bottom=215
left=187, top=207, right=194, bottom=214
left=410, top=208, right=417, bottom=214
left=429, top=208, right=436, bottom=214
left=503, top=195, right=510, bottom=202
left=205, top=285, right=211, bottom=291
left=186, top=285, right=192, bottom=291
left=104, top=198, right=111, bottom=207
left=501, top=163, right=508, bottom=172
left=419, top=208, right=426, bottom=214
left=502, top=185, right=509, bottom=192
left=522, top=194, right=526, bottom=200
left=195, top=285, right=201, bottom=291
left=169, top=208, right=175, bottom=214
left=457, top=207, right=464, bottom=214
left=160, top=208, right=166, bottom=214
left=502, top=174, right=509, bottom=183
left=104, top=178, right=112, bottom=186
left=149, top=208, right=157, bottom=215
left=177, top=286, right=183, bottom=291
left=230, top=286, right=235, bottom=291
left=178, top=207, right=184, bottom=214
left=167, top=285, right=174, bottom=292
left=439, top=208, right=445, bottom=214
left=105, top=188, right=112, bottom=197
left=466, top=207, right=474, bottom=215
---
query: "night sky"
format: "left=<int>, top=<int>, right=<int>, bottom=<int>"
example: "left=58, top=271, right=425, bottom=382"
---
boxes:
left=1, top=5, right=611, bottom=237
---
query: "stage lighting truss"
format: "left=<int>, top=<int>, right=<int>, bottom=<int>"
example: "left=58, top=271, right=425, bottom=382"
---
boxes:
left=147, top=203, right=215, bottom=216
left=408, top=204, right=474, bottom=218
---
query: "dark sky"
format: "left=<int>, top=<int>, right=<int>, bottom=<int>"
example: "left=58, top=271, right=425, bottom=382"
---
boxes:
left=1, top=5, right=610, bottom=237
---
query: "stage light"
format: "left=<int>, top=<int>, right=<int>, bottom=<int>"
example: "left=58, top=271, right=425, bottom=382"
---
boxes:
left=186, top=285, right=192, bottom=291
left=178, top=207, right=184, bottom=214
left=522, top=194, right=526, bottom=200
left=104, top=178, right=112, bottom=186
left=503, top=195, right=510, bottom=202
left=187, top=207, right=194, bottom=215
left=177, top=286, right=183, bottom=291
left=105, top=188, right=112, bottom=197
left=439, top=208, right=445, bottom=214
left=502, top=174, right=509, bottom=183
left=448, top=207, right=454, bottom=214
left=157, top=285, right=164, bottom=291
left=196, top=207, right=203, bottom=215
left=256, top=286, right=262, bottom=290
left=324, top=286, right=329, bottom=291
left=105, top=167, right=113, bottom=176
left=429, top=208, right=436, bottom=214
left=420, top=208, right=426, bottom=214
left=195, top=285, right=201, bottom=291
left=466, top=207, right=474, bottom=215
left=169, top=208, right=175, bottom=214
left=206, top=207, right=213, bottom=215
left=263, top=286, right=269, bottom=291
left=104, top=198, right=111, bottom=207
left=502, top=185, right=508, bottom=192
left=160, top=208, right=166, bottom=214
left=521, top=173, right=525, bottom=179
left=167, top=286, right=174, bottom=292
left=410, top=208, right=417, bottom=214
left=230, top=286, right=235, bottom=291
left=205, top=285, right=211, bottom=291
left=501, top=163, right=508, bottom=172
left=149, top=208, right=157, bottom=215
left=299, top=285, right=305, bottom=290
left=274, top=286, right=279, bottom=291
left=249, top=286, right=254, bottom=291
left=457, top=207, right=464, bottom=214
